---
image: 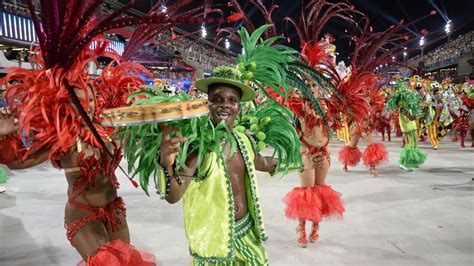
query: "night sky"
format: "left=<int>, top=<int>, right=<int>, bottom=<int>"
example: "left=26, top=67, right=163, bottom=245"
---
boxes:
left=124, top=0, right=474, bottom=63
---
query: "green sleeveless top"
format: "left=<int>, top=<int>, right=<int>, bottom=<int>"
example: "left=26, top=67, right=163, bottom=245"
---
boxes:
left=182, top=131, right=267, bottom=263
left=399, top=113, right=417, bottom=133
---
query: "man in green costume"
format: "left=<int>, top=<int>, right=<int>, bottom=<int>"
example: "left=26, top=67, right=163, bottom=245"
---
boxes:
left=159, top=67, right=277, bottom=265
left=387, top=81, right=428, bottom=172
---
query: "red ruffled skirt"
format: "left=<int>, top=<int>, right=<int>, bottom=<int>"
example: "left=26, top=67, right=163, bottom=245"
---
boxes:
left=284, top=187, right=322, bottom=222
left=77, top=240, right=156, bottom=266
left=313, top=185, right=345, bottom=219
left=362, top=142, right=388, bottom=167
left=338, top=146, right=362, bottom=166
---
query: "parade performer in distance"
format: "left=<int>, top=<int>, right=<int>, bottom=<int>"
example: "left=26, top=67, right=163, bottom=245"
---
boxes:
left=338, top=81, right=389, bottom=176
left=387, top=81, right=428, bottom=171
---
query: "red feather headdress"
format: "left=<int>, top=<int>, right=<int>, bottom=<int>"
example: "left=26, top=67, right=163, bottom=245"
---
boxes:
left=1, top=0, right=225, bottom=167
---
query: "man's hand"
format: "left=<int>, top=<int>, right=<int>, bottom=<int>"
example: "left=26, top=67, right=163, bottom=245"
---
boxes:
left=159, top=124, right=186, bottom=171
left=0, top=108, right=18, bottom=136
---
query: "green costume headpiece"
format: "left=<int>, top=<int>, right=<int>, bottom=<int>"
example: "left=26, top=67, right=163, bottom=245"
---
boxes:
left=195, top=66, right=256, bottom=101
left=386, top=80, right=421, bottom=117
left=196, top=24, right=299, bottom=102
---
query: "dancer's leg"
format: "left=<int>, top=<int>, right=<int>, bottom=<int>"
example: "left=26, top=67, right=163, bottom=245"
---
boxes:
left=294, top=148, right=316, bottom=247
left=427, top=123, right=438, bottom=149
left=311, top=154, right=329, bottom=243
left=386, top=124, right=392, bottom=142
left=65, top=203, right=111, bottom=259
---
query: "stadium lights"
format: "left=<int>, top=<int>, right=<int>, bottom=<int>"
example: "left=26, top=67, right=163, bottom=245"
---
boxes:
left=404, top=47, right=407, bottom=50
left=159, top=4, right=167, bottom=13
left=201, top=24, right=207, bottom=38
left=445, top=20, right=451, bottom=34
left=392, top=56, right=395, bottom=60
left=225, top=39, right=230, bottom=50
left=403, top=51, right=407, bottom=57
left=419, top=36, right=425, bottom=47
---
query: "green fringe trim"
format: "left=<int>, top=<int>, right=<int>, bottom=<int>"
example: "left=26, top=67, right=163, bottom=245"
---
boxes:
left=399, top=147, right=427, bottom=168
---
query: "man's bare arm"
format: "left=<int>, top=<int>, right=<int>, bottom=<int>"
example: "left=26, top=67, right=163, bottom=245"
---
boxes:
left=165, top=153, right=197, bottom=204
left=254, top=152, right=277, bottom=173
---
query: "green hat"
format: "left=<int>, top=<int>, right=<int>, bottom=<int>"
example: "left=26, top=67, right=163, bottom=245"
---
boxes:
left=195, top=66, right=256, bottom=101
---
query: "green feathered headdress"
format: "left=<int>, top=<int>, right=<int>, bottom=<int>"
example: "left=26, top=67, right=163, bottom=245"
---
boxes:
left=236, top=25, right=298, bottom=98
left=238, top=24, right=333, bottom=123
left=386, top=80, right=421, bottom=117
left=196, top=25, right=298, bottom=102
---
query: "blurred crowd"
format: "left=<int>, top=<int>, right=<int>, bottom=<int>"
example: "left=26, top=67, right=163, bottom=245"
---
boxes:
left=158, top=31, right=236, bottom=71
left=408, top=31, right=474, bottom=68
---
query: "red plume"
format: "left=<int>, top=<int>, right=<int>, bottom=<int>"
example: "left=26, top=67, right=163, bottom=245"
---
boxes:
left=421, top=28, right=429, bottom=35
left=227, top=12, right=245, bottom=22
left=430, top=10, right=437, bottom=15
left=302, top=42, right=330, bottom=68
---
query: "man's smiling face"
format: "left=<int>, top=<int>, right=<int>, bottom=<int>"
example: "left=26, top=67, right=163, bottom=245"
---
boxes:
left=208, top=84, right=241, bottom=130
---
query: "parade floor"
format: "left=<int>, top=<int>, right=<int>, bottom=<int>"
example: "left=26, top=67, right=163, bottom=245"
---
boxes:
left=1, top=135, right=473, bottom=266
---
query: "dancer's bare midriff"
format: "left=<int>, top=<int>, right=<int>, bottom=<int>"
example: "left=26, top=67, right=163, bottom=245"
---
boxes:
left=61, top=141, right=118, bottom=207
left=300, top=119, right=329, bottom=148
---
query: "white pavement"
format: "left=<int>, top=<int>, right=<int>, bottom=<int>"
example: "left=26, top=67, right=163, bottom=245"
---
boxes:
left=0, top=135, right=473, bottom=266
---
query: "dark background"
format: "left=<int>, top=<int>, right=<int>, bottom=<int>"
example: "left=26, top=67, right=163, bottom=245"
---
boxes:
left=123, top=0, right=474, bottom=63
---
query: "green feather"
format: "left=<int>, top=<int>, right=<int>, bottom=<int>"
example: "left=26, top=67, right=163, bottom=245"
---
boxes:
left=120, top=86, right=234, bottom=196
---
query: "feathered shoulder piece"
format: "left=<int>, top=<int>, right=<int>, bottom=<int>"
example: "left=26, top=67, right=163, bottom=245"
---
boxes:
left=234, top=100, right=302, bottom=175
left=121, top=86, right=235, bottom=196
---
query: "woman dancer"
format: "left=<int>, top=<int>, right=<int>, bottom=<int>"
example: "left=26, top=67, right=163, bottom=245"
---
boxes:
left=339, top=86, right=389, bottom=176
left=284, top=86, right=345, bottom=247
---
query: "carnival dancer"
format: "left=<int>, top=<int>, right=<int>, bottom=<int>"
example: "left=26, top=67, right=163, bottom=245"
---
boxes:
left=162, top=76, right=277, bottom=265
left=458, top=87, right=474, bottom=147
left=0, top=0, right=223, bottom=264
left=387, top=81, right=428, bottom=171
left=283, top=87, right=345, bottom=247
left=416, top=79, right=439, bottom=149
left=338, top=84, right=389, bottom=176
left=376, top=108, right=392, bottom=142
left=279, top=0, right=360, bottom=247
left=122, top=25, right=304, bottom=264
